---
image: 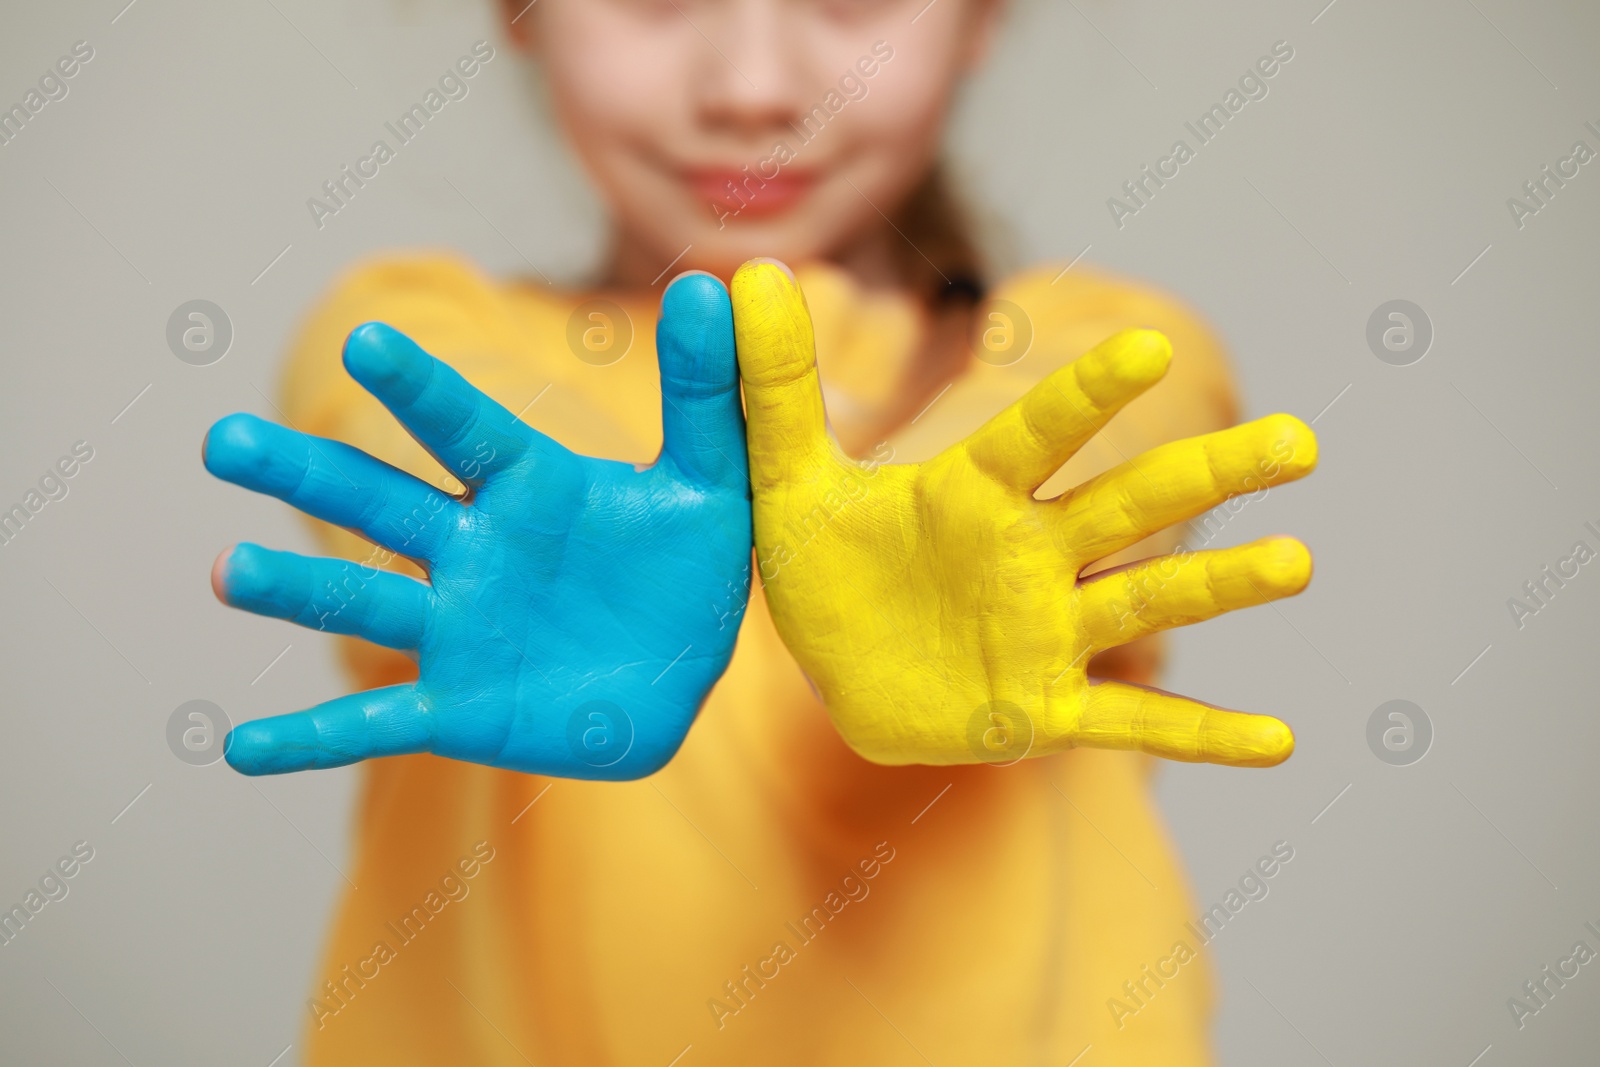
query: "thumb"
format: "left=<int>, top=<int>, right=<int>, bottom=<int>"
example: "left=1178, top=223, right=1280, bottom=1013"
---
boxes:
left=730, top=259, right=830, bottom=483
left=656, top=271, right=747, bottom=489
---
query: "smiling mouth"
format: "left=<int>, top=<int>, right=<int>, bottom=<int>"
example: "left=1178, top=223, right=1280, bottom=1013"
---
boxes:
left=684, top=166, right=820, bottom=220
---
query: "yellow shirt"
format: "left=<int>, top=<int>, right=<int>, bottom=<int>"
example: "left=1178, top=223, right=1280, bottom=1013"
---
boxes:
left=283, top=255, right=1238, bottom=1066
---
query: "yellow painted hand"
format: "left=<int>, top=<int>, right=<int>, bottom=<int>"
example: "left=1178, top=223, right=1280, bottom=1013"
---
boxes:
left=731, top=260, right=1318, bottom=768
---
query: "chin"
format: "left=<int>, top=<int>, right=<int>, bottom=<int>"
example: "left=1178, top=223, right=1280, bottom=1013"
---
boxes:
left=678, top=218, right=837, bottom=278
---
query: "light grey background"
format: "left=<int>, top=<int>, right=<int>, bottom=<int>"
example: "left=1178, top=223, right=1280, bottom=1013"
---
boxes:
left=2, top=0, right=1597, bottom=1063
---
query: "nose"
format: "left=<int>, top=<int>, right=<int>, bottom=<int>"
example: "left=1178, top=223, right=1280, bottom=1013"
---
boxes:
left=693, top=0, right=806, bottom=135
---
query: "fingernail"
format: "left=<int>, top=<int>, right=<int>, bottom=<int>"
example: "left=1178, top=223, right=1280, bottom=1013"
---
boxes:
left=746, top=257, right=795, bottom=283
left=666, top=269, right=719, bottom=289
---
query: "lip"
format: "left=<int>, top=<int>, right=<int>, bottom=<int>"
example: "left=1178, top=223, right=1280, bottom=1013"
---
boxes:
left=683, top=165, right=819, bottom=221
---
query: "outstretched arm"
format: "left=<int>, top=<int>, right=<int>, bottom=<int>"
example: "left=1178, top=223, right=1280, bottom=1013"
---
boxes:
left=205, top=273, right=752, bottom=779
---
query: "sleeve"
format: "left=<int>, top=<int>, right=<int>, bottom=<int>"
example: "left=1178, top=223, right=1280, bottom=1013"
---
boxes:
left=276, top=254, right=551, bottom=690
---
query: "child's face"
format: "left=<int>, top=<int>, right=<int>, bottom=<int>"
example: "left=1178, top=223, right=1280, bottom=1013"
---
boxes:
left=507, top=0, right=1001, bottom=278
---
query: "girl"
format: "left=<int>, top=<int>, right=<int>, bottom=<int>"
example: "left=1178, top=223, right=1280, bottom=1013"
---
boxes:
left=218, top=1, right=1313, bottom=1062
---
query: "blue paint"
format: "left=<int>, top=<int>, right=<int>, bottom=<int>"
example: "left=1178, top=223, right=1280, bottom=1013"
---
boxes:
left=204, top=273, right=751, bottom=779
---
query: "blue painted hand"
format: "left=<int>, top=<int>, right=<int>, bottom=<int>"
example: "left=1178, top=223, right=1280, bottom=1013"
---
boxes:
left=203, top=273, right=752, bottom=779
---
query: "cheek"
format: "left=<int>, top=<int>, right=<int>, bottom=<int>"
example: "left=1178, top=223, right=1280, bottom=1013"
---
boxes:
left=820, top=33, right=958, bottom=192
left=547, top=53, right=664, bottom=146
left=803, top=12, right=958, bottom=156
left=540, top=9, right=690, bottom=163
left=823, top=73, right=948, bottom=218
left=851, top=61, right=955, bottom=159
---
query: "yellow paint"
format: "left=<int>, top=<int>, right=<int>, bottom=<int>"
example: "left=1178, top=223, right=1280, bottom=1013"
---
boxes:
left=731, top=259, right=1317, bottom=768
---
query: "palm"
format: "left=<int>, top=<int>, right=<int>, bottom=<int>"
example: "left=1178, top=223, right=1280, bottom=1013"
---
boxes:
left=415, top=452, right=744, bottom=774
left=733, top=260, right=1316, bottom=768
left=206, top=275, right=750, bottom=779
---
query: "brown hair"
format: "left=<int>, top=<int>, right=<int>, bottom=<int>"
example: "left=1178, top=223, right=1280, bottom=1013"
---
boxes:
left=892, top=163, right=990, bottom=307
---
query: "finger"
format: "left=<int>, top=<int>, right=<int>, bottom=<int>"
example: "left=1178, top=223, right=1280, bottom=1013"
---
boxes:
left=1075, top=681, right=1294, bottom=767
left=1055, top=414, right=1317, bottom=564
left=342, top=322, right=548, bottom=489
left=964, top=328, right=1172, bottom=491
left=214, top=543, right=431, bottom=650
left=730, top=259, right=830, bottom=483
left=1079, top=537, right=1312, bottom=651
left=656, top=272, right=748, bottom=489
left=204, top=412, right=460, bottom=561
left=224, top=685, right=432, bottom=775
